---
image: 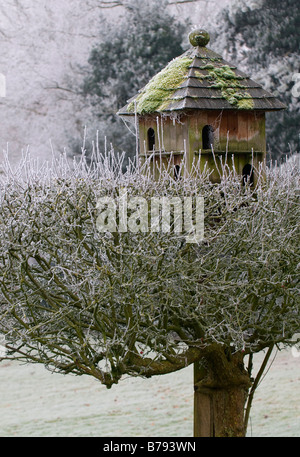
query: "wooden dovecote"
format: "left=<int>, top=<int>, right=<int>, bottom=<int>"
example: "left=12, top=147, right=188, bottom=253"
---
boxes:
left=117, top=29, right=286, bottom=183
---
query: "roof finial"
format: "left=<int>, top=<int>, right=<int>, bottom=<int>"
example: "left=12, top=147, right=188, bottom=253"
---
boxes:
left=189, top=29, right=210, bottom=47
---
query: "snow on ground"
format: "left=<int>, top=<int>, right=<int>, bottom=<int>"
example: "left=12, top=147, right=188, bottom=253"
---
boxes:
left=0, top=348, right=299, bottom=437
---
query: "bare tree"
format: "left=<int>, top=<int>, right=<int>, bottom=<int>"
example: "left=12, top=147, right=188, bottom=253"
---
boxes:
left=0, top=150, right=299, bottom=437
left=0, top=0, right=102, bottom=164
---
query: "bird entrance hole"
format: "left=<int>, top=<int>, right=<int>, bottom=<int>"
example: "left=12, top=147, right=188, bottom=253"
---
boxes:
left=148, top=128, right=155, bottom=151
left=202, top=125, right=214, bottom=150
left=174, top=164, right=181, bottom=181
left=242, top=164, right=254, bottom=186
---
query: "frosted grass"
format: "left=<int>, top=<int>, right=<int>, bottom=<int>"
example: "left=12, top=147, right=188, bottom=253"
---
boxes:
left=0, top=349, right=299, bottom=437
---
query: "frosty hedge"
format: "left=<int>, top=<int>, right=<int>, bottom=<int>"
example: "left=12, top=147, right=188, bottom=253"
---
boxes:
left=0, top=150, right=299, bottom=388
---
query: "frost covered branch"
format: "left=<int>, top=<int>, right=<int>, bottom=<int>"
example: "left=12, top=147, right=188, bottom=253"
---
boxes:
left=0, top=149, right=299, bottom=389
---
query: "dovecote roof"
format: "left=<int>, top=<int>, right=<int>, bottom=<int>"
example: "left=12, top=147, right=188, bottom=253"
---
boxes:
left=117, top=31, right=286, bottom=117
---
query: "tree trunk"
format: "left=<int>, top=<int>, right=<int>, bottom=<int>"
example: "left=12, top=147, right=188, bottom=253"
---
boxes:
left=193, top=345, right=251, bottom=437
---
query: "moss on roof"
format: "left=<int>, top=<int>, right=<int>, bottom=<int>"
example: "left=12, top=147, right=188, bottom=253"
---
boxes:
left=128, top=61, right=254, bottom=114
left=118, top=45, right=285, bottom=116
left=205, top=65, right=254, bottom=109
left=127, top=56, right=193, bottom=114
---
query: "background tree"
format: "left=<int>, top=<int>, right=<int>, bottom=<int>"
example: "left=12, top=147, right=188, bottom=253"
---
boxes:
left=213, top=0, right=300, bottom=161
left=0, top=0, right=230, bottom=167
left=0, top=151, right=298, bottom=437
left=0, top=0, right=103, bottom=165
left=82, top=0, right=187, bottom=160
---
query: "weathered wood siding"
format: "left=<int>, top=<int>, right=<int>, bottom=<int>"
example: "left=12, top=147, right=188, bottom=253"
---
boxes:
left=139, top=115, right=189, bottom=154
left=187, top=110, right=266, bottom=154
left=139, top=110, right=266, bottom=183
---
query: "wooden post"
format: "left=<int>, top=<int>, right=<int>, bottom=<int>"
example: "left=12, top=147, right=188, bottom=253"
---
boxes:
left=194, top=360, right=213, bottom=437
left=193, top=347, right=251, bottom=437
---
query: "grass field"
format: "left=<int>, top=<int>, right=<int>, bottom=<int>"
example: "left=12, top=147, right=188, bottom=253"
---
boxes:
left=0, top=348, right=299, bottom=437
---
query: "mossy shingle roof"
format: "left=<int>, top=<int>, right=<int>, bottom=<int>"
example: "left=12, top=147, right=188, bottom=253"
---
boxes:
left=117, top=45, right=286, bottom=116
